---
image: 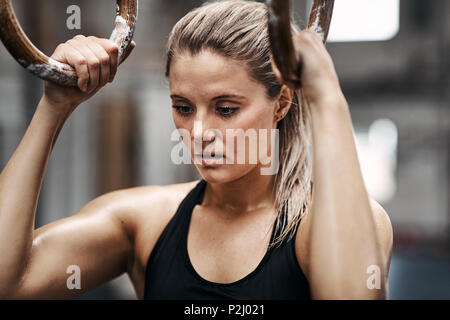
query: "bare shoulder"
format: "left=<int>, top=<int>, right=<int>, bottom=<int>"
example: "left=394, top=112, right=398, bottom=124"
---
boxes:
left=96, top=179, right=202, bottom=237
left=73, top=179, right=201, bottom=263
left=110, top=179, right=201, bottom=298
left=17, top=180, right=201, bottom=299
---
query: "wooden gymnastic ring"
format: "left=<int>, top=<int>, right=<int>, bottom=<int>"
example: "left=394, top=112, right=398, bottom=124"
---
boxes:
left=267, top=0, right=335, bottom=89
left=0, top=0, right=138, bottom=86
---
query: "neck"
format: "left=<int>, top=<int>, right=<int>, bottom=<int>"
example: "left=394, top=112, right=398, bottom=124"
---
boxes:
left=201, top=167, right=276, bottom=215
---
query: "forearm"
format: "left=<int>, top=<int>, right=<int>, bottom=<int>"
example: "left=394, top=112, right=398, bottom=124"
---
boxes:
left=0, top=96, right=71, bottom=293
left=308, top=94, right=385, bottom=299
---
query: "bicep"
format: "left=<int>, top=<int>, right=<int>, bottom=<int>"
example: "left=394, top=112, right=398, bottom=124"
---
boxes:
left=11, top=193, right=133, bottom=299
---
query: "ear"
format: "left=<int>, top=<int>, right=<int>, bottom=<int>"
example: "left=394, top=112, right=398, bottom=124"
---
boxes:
left=274, top=85, right=294, bottom=122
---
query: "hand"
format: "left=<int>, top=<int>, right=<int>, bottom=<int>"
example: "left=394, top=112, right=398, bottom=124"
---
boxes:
left=271, top=29, right=343, bottom=107
left=43, top=35, right=136, bottom=115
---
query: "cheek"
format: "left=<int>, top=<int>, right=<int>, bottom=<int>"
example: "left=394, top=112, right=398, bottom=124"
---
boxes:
left=236, top=102, right=275, bottom=131
left=172, top=113, right=191, bottom=132
left=172, top=111, right=182, bottom=128
left=172, top=117, right=192, bottom=150
left=222, top=104, right=275, bottom=160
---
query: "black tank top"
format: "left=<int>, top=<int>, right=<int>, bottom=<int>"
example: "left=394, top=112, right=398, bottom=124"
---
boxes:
left=143, top=179, right=311, bottom=300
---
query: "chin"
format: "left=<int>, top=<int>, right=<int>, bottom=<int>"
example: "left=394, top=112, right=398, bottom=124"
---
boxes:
left=195, top=164, right=255, bottom=185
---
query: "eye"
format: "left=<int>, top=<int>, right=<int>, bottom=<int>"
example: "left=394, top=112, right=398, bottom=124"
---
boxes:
left=216, top=106, right=239, bottom=118
left=172, top=105, right=194, bottom=117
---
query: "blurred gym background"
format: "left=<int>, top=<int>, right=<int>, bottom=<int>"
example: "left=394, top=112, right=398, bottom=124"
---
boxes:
left=0, top=0, right=449, bottom=299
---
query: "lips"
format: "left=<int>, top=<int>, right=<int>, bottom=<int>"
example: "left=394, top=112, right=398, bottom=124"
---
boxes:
left=193, top=153, right=224, bottom=166
left=194, top=153, right=223, bottom=158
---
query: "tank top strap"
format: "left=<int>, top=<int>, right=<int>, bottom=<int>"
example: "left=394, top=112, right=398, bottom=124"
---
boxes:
left=191, top=179, right=207, bottom=205
left=144, top=178, right=311, bottom=299
left=177, top=179, right=207, bottom=222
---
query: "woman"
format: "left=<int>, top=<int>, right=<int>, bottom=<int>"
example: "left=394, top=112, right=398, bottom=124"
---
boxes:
left=0, top=0, right=393, bottom=299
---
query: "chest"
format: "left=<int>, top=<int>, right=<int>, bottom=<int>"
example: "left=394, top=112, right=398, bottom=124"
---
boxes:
left=187, top=208, right=276, bottom=284
left=133, top=205, right=311, bottom=298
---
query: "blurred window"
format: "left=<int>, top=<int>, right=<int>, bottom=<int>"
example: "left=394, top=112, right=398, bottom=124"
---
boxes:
left=308, top=0, right=400, bottom=42
left=354, top=119, right=399, bottom=204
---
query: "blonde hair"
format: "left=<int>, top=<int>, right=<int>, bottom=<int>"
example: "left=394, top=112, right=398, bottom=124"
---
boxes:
left=165, top=0, right=313, bottom=248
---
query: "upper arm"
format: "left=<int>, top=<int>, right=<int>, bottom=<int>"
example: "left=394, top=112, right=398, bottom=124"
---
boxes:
left=369, top=198, right=393, bottom=278
left=10, top=190, right=135, bottom=299
left=295, top=197, right=394, bottom=284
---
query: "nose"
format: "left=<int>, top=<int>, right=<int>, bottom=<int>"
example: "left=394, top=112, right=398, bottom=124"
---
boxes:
left=192, top=119, right=204, bottom=142
left=192, top=119, right=219, bottom=155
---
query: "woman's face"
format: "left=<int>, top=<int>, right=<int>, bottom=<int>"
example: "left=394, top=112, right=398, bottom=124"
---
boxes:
left=169, top=49, right=280, bottom=184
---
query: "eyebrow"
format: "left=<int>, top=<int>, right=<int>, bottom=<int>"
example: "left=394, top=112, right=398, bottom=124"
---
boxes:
left=170, top=94, right=247, bottom=102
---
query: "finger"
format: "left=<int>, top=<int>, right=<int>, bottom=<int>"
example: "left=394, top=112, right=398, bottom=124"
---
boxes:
left=292, top=31, right=321, bottom=72
left=119, top=41, right=136, bottom=65
left=292, top=31, right=314, bottom=57
left=67, top=35, right=100, bottom=93
left=294, top=30, right=329, bottom=65
left=50, top=43, right=69, bottom=64
left=306, top=30, right=331, bottom=63
left=84, top=36, right=111, bottom=88
left=91, top=38, right=119, bottom=83
left=305, top=28, right=324, bottom=45
left=51, top=43, right=90, bottom=92
left=55, top=44, right=90, bottom=92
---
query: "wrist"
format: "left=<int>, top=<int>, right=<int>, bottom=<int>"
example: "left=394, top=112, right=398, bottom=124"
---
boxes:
left=36, top=95, right=75, bottom=133
left=40, top=94, right=77, bottom=119
left=307, top=90, right=349, bottom=117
